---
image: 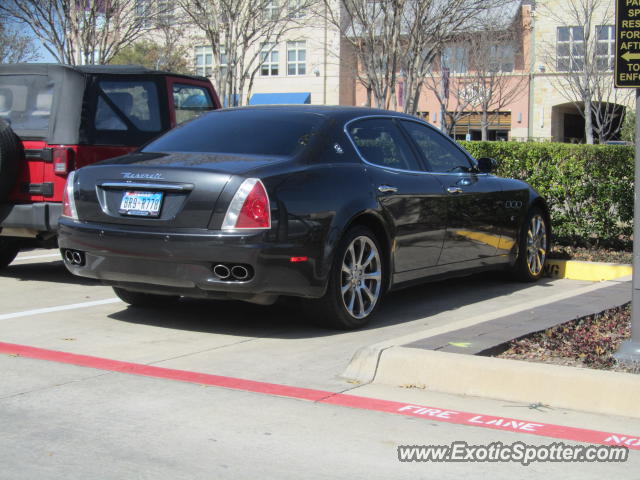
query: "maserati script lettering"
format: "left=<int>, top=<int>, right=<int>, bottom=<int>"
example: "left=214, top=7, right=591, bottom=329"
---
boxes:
left=121, top=172, right=164, bottom=180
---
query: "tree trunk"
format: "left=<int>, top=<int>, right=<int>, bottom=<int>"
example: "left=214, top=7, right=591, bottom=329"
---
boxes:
left=481, top=110, right=489, bottom=141
left=584, top=96, right=594, bottom=144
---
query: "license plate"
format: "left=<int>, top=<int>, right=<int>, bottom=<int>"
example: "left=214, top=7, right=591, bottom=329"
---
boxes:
left=119, top=191, right=163, bottom=217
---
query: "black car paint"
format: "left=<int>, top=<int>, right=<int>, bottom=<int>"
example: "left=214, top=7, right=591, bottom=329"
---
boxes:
left=58, top=106, right=547, bottom=303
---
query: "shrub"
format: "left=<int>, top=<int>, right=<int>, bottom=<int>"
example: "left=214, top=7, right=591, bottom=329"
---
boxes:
left=460, top=141, right=634, bottom=248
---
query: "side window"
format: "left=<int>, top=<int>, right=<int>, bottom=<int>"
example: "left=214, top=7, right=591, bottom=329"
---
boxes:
left=172, top=84, right=215, bottom=125
left=95, top=80, right=161, bottom=132
left=401, top=120, right=472, bottom=173
left=0, top=76, right=55, bottom=136
left=347, top=118, right=421, bottom=171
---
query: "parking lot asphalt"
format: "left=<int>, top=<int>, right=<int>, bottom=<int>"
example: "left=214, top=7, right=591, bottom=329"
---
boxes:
left=1, top=249, right=604, bottom=391
left=1, top=248, right=639, bottom=478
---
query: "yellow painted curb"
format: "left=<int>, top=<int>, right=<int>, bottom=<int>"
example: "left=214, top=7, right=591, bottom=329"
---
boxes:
left=545, top=260, right=632, bottom=282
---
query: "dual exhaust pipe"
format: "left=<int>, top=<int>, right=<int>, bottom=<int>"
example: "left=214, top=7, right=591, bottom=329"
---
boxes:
left=63, top=249, right=85, bottom=266
left=213, top=263, right=252, bottom=282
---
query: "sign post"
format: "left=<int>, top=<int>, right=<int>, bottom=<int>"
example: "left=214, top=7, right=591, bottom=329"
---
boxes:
left=615, top=0, right=640, bottom=368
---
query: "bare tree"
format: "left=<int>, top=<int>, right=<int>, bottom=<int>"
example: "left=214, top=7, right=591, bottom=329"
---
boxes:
left=153, top=4, right=191, bottom=72
left=323, top=0, right=403, bottom=109
left=590, top=71, right=633, bottom=142
left=178, top=0, right=313, bottom=107
left=465, top=22, right=528, bottom=140
left=0, top=20, right=40, bottom=63
left=111, top=2, right=193, bottom=73
left=399, top=0, right=517, bottom=116
left=323, top=0, right=517, bottom=115
left=424, top=65, right=477, bottom=135
left=539, top=0, right=628, bottom=143
left=0, top=0, right=160, bottom=65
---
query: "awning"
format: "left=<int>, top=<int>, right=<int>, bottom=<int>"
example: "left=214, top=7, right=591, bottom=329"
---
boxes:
left=249, top=92, right=311, bottom=105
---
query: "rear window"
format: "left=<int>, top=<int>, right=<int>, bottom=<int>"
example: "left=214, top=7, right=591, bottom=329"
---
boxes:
left=143, top=109, right=326, bottom=156
left=0, top=74, right=55, bottom=136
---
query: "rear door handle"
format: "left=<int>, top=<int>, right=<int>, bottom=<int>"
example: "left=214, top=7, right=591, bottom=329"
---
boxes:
left=447, top=187, right=463, bottom=194
left=378, top=185, right=398, bottom=194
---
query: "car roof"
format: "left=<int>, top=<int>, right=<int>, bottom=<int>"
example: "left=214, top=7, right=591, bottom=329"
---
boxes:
left=215, top=105, right=421, bottom=123
left=0, top=63, right=210, bottom=82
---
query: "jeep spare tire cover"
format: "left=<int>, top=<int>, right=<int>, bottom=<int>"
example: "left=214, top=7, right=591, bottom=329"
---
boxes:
left=0, top=118, right=22, bottom=201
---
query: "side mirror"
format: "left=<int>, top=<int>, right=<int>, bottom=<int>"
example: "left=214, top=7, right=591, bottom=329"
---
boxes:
left=476, top=157, right=497, bottom=174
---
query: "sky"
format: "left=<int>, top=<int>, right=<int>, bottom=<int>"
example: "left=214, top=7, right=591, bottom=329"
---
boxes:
left=10, top=19, right=57, bottom=63
left=36, top=44, right=57, bottom=63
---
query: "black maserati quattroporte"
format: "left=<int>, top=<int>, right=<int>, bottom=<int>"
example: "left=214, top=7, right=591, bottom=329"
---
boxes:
left=58, top=106, right=550, bottom=329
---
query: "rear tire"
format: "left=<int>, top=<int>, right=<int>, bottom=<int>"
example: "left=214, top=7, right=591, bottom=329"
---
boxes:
left=308, top=226, right=386, bottom=330
left=113, top=287, right=180, bottom=308
left=0, top=119, right=22, bottom=201
left=511, top=207, right=550, bottom=282
left=0, top=237, right=21, bottom=269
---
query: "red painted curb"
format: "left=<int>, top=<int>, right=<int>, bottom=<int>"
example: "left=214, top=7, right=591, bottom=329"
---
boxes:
left=1, top=341, right=639, bottom=450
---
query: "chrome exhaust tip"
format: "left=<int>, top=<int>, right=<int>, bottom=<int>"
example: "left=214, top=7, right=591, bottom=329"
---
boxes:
left=64, top=249, right=85, bottom=266
left=231, top=265, right=249, bottom=281
left=213, top=264, right=231, bottom=280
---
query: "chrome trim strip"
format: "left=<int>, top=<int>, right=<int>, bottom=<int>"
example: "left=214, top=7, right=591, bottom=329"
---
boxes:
left=342, top=114, right=484, bottom=177
left=99, top=182, right=194, bottom=191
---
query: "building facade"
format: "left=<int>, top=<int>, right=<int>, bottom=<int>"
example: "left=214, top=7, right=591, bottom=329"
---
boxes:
left=528, top=0, right=632, bottom=142
left=346, top=0, right=629, bottom=143
left=182, top=1, right=355, bottom=107
left=142, top=0, right=629, bottom=143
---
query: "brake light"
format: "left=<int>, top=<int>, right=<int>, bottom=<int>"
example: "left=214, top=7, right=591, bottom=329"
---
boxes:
left=53, top=147, right=73, bottom=175
left=222, top=178, right=271, bottom=230
left=61, top=171, right=78, bottom=220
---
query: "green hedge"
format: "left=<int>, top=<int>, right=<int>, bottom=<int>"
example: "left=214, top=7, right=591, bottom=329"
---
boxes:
left=459, top=141, right=635, bottom=248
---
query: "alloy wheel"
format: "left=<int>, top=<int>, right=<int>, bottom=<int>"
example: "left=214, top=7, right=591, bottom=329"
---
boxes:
left=340, top=236, right=382, bottom=319
left=526, top=214, right=547, bottom=276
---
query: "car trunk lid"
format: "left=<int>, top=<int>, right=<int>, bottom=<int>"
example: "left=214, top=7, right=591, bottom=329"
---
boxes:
left=74, top=152, right=287, bottom=229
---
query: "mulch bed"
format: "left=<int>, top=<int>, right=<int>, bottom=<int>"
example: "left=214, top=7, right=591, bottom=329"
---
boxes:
left=498, top=246, right=637, bottom=373
left=496, top=304, right=638, bottom=374
left=549, top=246, right=632, bottom=265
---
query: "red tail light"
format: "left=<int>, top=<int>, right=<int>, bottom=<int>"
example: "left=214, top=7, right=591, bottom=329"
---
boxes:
left=53, top=147, right=74, bottom=175
left=222, top=179, right=271, bottom=230
left=61, top=171, right=78, bottom=220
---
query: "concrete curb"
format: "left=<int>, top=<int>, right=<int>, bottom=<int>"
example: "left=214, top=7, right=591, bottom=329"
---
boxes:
left=342, top=277, right=630, bottom=384
left=546, top=260, right=632, bottom=282
left=373, top=347, right=640, bottom=419
left=342, top=272, right=637, bottom=418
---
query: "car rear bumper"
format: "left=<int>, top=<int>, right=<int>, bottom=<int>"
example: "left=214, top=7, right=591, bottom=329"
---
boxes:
left=0, top=202, right=62, bottom=236
left=58, top=219, right=326, bottom=301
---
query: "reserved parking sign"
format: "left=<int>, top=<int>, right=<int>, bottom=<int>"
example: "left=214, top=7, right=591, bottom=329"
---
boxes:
left=616, top=0, right=640, bottom=87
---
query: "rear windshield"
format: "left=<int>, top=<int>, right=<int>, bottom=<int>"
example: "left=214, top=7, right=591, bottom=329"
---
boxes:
left=143, top=109, right=326, bottom=157
left=0, top=74, right=55, bottom=137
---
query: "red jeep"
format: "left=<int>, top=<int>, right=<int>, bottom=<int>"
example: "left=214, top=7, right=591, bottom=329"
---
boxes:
left=0, top=64, right=221, bottom=268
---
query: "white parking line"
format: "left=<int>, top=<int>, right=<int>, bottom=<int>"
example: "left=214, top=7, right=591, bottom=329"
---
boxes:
left=0, top=298, right=122, bottom=321
left=15, top=253, right=62, bottom=261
